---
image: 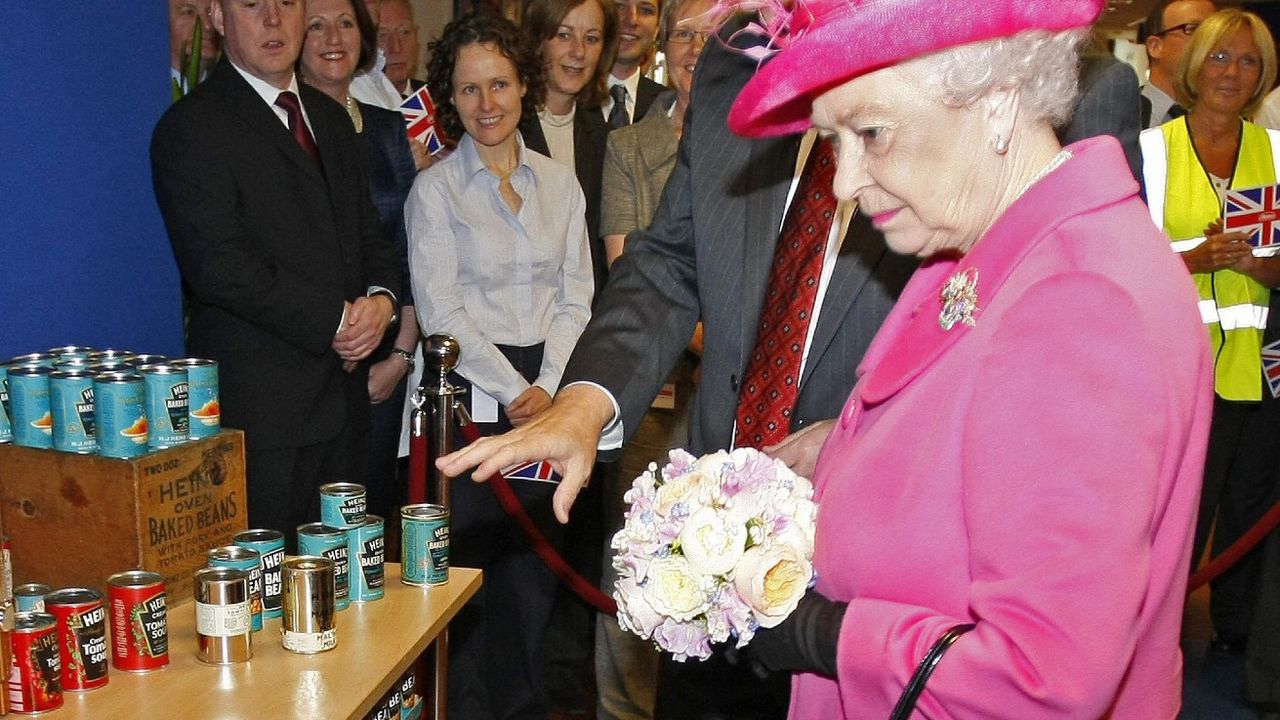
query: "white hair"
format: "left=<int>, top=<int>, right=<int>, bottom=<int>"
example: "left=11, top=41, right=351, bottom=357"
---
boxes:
left=905, top=28, right=1087, bottom=128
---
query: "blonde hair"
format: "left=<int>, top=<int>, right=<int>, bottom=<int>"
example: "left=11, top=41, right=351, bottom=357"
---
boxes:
left=1175, top=9, right=1277, bottom=117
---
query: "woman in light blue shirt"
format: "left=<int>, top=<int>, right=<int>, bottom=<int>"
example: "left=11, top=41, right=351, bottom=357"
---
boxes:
left=404, top=13, right=593, bottom=720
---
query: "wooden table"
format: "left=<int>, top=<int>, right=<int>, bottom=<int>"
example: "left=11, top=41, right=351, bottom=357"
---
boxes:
left=42, top=565, right=481, bottom=720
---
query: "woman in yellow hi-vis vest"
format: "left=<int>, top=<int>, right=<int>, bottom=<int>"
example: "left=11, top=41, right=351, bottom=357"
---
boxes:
left=1140, top=8, right=1280, bottom=703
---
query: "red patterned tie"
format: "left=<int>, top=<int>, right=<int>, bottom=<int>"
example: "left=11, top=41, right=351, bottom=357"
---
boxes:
left=734, top=138, right=837, bottom=449
left=274, top=91, right=322, bottom=166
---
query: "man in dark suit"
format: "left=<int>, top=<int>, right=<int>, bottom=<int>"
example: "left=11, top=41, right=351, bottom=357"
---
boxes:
left=608, top=0, right=666, bottom=124
left=440, top=17, right=915, bottom=719
left=1058, top=53, right=1144, bottom=182
left=151, top=0, right=400, bottom=541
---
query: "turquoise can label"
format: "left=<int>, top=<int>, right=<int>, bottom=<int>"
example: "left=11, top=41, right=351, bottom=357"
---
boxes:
left=50, top=371, right=96, bottom=454
left=298, top=525, right=349, bottom=610
left=234, top=531, right=285, bottom=620
left=351, top=515, right=385, bottom=602
left=142, top=367, right=187, bottom=450
left=176, top=359, right=219, bottom=439
left=400, top=504, right=449, bottom=586
left=0, top=366, right=11, bottom=443
left=94, top=374, right=147, bottom=459
left=9, top=367, right=52, bottom=449
left=320, top=483, right=367, bottom=529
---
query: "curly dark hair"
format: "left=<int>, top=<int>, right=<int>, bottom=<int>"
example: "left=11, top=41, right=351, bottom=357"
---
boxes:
left=426, top=12, right=546, bottom=140
left=522, top=0, right=619, bottom=109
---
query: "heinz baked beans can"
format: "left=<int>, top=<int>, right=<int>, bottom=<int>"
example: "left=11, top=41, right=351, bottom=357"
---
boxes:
left=44, top=588, right=109, bottom=692
left=400, top=504, right=449, bottom=586
left=85, top=350, right=134, bottom=365
left=93, top=372, right=147, bottom=459
left=0, top=364, right=12, bottom=444
left=207, top=546, right=263, bottom=632
left=8, top=365, right=53, bottom=449
left=171, top=358, right=219, bottom=439
left=351, top=515, right=385, bottom=603
left=320, top=483, right=367, bottom=529
left=47, top=346, right=95, bottom=362
left=14, top=583, right=51, bottom=613
left=233, top=529, right=285, bottom=620
left=280, top=556, right=337, bottom=654
left=49, top=369, right=96, bottom=454
left=130, top=354, right=168, bottom=367
left=297, top=523, right=350, bottom=611
left=138, top=364, right=187, bottom=450
left=8, top=612, right=63, bottom=713
left=6, top=353, right=56, bottom=368
left=106, top=571, right=168, bottom=673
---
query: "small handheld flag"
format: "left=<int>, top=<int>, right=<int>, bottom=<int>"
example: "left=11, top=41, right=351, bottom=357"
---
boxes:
left=1263, top=340, right=1280, bottom=399
left=501, top=460, right=562, bottom=485
left=399, top=85, right=445, bottom=155
left=1224, top=183, right=1280, bottom=255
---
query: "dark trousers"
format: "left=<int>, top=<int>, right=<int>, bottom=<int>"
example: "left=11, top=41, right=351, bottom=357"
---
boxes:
left=1195, top=395, right=1280, bottom=644
left=446, top=343, right=566, bottom=720
left=655, top=649, right=790, bottom=720
left=245, top=419, right=369, bottom=551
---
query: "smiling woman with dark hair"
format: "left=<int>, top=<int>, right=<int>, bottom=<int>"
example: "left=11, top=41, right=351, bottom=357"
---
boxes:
left=405, top=11, right=593, bottom=719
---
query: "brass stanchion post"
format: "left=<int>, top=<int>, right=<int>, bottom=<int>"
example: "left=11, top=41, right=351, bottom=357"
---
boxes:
left=421, top=334, right=464, bottom=720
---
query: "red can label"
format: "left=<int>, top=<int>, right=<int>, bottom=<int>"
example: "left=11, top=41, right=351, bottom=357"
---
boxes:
left=47, top=595, right=109, bottom=691
left=7, top=616, right=63, bottom=713
left=109, top=579, right=169, bottom=672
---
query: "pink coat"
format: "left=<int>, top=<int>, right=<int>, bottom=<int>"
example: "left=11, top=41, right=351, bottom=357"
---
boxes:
left=793, top=138, right=1213, bottom=719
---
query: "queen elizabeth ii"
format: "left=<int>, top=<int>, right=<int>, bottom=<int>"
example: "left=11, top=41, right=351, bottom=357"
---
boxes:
left=732, top=0, right=1214, bottom=717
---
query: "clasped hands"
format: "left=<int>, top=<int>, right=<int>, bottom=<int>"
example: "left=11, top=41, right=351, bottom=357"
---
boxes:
left=1183, top=220, right=1259, bottom=275
left=333, top=294, right=395, bottom=371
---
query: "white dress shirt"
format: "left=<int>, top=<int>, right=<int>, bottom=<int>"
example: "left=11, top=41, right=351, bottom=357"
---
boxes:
left=406, top=133, right=594, bottom=405
left=604, top=71, right=642, bottom=123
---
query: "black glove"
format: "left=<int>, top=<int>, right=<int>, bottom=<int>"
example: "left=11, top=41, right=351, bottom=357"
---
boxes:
left=746, top=589, right=847, bottom=677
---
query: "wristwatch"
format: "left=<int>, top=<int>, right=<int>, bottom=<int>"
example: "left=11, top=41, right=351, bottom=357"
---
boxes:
left=391, top=347, right=415, bottom=372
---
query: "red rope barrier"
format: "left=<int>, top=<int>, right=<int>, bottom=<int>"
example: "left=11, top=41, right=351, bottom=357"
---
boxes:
left=408, top=423, right=428, bottom=506
left=451, top=419, right=619, bottom=617
left=1188, top=497, right=1280, bottom=593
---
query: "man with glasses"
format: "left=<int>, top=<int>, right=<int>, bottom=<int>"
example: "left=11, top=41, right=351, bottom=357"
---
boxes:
left=1143, top=0, right=1217, bottom=127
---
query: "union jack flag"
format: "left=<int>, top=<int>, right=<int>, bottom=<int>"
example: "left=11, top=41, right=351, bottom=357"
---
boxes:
left=1263, top=340, right=1280, bottom=399
left=399, top=85, right=444, bottom=155
left=502, top=460, right=561, bottom=484
left=1224, top=183, right=1280, bottom=250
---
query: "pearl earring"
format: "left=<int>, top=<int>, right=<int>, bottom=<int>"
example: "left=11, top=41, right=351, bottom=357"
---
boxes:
left=993, top=133, right=1010, bottom=155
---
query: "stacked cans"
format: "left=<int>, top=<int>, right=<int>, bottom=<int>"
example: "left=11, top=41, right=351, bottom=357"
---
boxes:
left=320, top=483, right=385, bottom=604
left=0, top=346, right=220, bottom=457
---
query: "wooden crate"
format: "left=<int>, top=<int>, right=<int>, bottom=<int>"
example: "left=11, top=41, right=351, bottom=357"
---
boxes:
left=0, top=430, right=247, bottom=602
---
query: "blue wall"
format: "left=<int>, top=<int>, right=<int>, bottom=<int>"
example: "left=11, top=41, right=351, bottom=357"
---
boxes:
left=0, top=5, right=184, bottom=360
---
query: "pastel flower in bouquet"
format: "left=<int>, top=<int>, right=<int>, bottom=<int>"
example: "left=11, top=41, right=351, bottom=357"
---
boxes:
left=611, top=447, right=817, bottom=660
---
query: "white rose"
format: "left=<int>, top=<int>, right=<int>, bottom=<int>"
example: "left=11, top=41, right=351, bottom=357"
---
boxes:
left=614, top=576, right=665, bottom=638
left=654, top=470, right=714, bottom=515
left=642, top=556, right=710, bottom=621
left=734, top=544, right=813, bottom=628
left=678, top=506, right=747, bottom=577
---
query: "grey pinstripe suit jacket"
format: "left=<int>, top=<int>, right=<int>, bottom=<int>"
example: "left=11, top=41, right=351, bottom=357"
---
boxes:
left=561, top=20, right=916, bottom=455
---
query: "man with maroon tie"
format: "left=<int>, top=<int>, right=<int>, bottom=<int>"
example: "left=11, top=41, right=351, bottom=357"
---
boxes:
left=151, top=0, right=400, bottom=543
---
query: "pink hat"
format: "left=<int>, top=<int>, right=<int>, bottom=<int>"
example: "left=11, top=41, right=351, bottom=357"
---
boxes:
left=728, top=0, right=1104, bottom=137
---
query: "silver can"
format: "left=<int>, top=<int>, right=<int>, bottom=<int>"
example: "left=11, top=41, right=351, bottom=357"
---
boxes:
left=281, top=556, right=337, bottom=654
left=193, top=567, right=252, bottom=664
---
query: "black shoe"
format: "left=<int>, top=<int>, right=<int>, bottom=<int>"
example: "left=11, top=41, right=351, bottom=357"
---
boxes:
left=1207, top=633, right=1247, bottom=656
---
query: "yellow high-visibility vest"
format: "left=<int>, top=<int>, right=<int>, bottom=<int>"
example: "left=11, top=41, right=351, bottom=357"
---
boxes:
left=1141, top=118, right=1280, bottom=401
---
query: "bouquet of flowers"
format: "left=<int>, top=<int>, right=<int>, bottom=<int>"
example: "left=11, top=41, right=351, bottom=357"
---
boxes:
left=610, top=447, right=817, bottom=661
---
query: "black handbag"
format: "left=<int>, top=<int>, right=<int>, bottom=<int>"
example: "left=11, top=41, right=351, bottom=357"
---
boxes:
left=888, top=623, right=975, bottom=720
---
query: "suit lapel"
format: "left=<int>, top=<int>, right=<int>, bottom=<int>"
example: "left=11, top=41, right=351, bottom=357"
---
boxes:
left=210, top=60, right=327, bottom=189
